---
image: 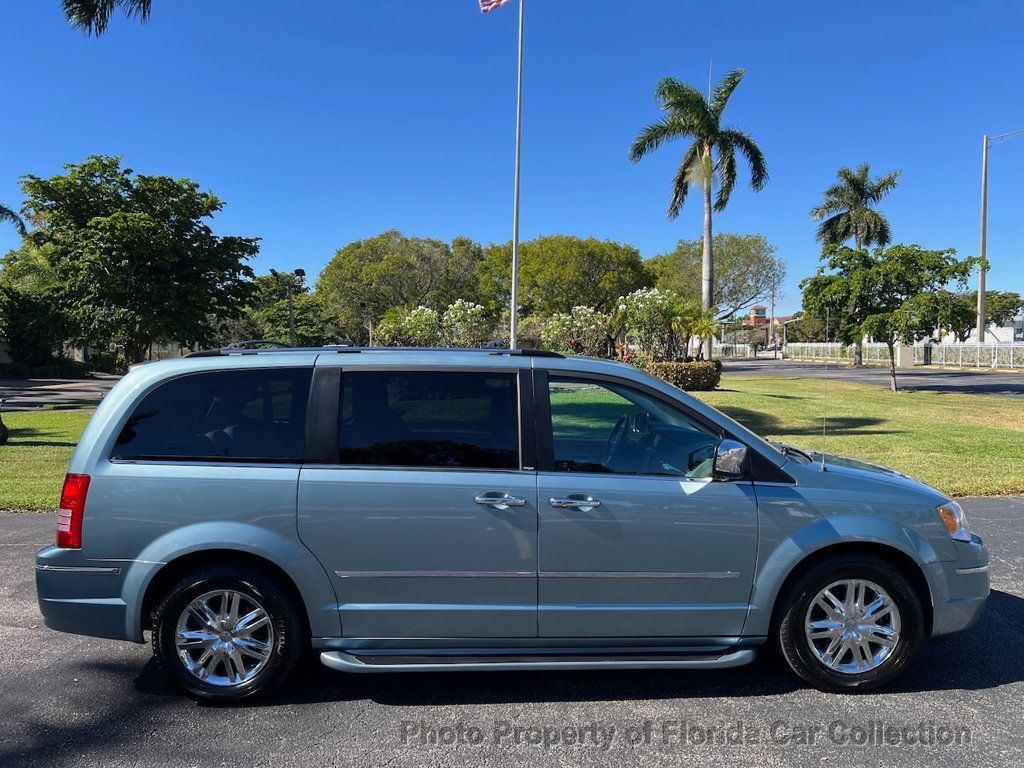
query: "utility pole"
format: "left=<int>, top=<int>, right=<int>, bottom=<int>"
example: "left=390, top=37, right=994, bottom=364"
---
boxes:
left=975, top=128, right=1024, bottom=341
left=270, top=268, right=304, bottom=348
left=508, top=0, right=526, bottom=348
left=976, top=134, right=989, bottom=342
left=770, top=284, right=777, bottom=359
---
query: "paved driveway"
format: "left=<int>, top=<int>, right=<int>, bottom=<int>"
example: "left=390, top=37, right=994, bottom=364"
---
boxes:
left=0, top=375, right=120, bottom=411
left=725, top=358, right=1024, bottom=398
left=1, top=498, right=1022, bottom=768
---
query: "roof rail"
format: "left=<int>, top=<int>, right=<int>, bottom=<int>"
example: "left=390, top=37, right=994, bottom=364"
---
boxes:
left=185, top=346, right=564, bottom=359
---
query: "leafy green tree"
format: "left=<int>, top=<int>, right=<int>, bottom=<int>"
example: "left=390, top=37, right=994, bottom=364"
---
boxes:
left=940, top=290, right=1024, bottom=341
left=629, top=67, right=768, bottom=355
left=0, top=243, right=76, bottom=372
left=63, top=0, right=151, bottom=36
left=801, top=244, right=978, bottom=391
left=783, top=313, right=833, bottom=343
left=0, top=203, right=26, bottom=236
left=21, top=155, right=258, bottom=364
left=254, top=293, right=343, bottom=347
left=477, top=235, right=651, bottom=317
left=649, top=233, right=784, bottom=319
left=317, top=230, right=485, bottom=342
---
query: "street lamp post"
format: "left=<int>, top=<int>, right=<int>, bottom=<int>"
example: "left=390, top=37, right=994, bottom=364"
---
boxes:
left=270, top=268, right=305, bottom=347
left=976, top=129, right=1024, bottom=341
left=781, top=317, right=801, bottom=357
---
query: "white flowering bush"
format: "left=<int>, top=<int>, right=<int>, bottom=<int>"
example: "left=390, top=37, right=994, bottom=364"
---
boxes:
left=618, top=287, right=680, bottom=360
left=376, top=306, right=441, bottom=347
left=441, top=300, right=491, bottom=347
left=541, top=306, right=609, bottom=356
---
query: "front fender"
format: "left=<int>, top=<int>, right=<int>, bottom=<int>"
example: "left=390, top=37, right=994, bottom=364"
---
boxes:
left=121, top=521, right=340, bottom=642
left=743, top=514, right=938, bottom=637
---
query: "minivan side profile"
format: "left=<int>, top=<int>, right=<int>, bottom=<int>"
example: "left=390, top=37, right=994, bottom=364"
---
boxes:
left=36, top=348, right=989, bottom=701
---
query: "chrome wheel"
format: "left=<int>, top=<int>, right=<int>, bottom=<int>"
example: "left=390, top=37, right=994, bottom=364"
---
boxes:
left=174, top=589, right=274, bottom=687
left=804, top=578, right=901, bottom=675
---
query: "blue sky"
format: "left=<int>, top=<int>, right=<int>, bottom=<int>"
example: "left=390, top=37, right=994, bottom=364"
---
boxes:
left=1, top=0, right=1022, bottom=314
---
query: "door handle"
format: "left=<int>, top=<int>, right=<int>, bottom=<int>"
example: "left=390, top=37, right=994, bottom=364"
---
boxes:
left=474, top=494, right=527, bottom=508
left=549, top=497, right=601, bottom=510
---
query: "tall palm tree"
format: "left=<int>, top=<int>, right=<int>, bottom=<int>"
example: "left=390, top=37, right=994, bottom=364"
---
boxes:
left=630, top=68, right=768, bottom=357
left=0, top=203, right=26, bottom=237
left=810, top=163, right=900, bottom=366
left=63, top=0, right=152, bottom=36
left=810, top=163, right=900, bottom=249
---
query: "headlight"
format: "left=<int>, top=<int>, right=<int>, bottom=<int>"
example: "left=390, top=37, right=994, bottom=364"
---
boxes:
left=937, top=501, right=972, bottom=543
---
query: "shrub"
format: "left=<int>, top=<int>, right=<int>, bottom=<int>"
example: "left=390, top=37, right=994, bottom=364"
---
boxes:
left=376, top=306, right=441, bottom=346
left=441, top=300, right=491, bottom=347
left=541, top=306, right=609, bottom=356
left=645, top=360, right=721, bottom=391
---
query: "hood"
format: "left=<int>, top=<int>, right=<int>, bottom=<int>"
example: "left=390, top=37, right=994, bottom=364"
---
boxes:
left=777, top=444, right=948, bottom=502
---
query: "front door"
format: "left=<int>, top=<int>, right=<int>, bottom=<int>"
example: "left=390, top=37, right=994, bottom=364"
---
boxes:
left=535, top=373, right=758, bottom=638
left=297, top=367, right=538, bottom=639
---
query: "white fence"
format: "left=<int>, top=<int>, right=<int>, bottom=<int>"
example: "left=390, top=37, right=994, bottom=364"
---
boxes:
left=785, top=342, right=890, bottom=363
left=913, top=342, right=1024, bottom=369
left=786, top=341, right=1023, bottom=369
left=713, top=343, right=751, bottom=358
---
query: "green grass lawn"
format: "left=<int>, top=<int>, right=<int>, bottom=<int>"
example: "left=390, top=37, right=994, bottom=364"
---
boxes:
left=0, top=410, right=92, bottom=511
left=695, top=376, right=1024, bottom=498
left=1, top=375, right=1021, bottom=510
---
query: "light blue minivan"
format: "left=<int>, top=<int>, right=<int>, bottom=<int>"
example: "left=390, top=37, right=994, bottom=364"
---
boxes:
left=35, top=348, right=989, bottom=701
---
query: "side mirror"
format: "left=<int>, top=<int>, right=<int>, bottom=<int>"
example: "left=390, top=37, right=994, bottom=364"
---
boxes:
left=713, top=439, right=748, bottom=480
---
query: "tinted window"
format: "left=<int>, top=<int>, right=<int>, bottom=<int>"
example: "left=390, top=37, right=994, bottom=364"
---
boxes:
left=113, top=368, right=311, bottom=461
left=548, top=377, right=717, bottom=477
left=339, top=371, right=519, bottom=469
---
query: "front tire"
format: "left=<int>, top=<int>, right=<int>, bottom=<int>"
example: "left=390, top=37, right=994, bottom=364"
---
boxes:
left=152, top=566, right=305, bottom=702
left=776, top=555, right=923, bottom=692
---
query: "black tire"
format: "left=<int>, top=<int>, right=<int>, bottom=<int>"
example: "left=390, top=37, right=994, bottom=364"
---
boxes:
left=152, top=565, right=306, bottom=702
left=776, top=555, right=924, bottom=692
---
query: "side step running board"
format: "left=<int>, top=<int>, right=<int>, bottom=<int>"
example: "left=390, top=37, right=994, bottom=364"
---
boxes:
left=320, top=648, right=756, bottom=673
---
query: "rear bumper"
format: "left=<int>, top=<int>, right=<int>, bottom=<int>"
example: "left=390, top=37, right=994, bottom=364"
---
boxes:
left=36, top=546, right=135, bottom=642
left=927, top=534, right=990, bottom=637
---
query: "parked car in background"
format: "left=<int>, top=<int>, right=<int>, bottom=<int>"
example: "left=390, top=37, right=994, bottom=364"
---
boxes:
left=36, top=347, right=989, bottom=701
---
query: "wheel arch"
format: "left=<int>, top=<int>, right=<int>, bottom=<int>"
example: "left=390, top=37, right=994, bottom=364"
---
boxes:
left=141, top=549, right=309, bottom=636
left=122, top=521, right=341, bottom=642
left=763, top=542, right=934, bottom=638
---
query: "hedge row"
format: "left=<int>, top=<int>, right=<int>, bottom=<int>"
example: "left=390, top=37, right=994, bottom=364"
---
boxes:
left=645, top=360, right=721, bottom=391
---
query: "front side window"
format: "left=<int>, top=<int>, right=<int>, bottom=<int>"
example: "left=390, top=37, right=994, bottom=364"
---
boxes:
left=112, top=368, right=311, bottom=462
left=339, top=370, right=519, bottom=470
left=547, top=377, right=718, bottom=477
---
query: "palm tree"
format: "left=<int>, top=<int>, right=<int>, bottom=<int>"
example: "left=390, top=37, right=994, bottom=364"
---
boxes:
left=0, top=203, right=26, bottom=237
left=630, top=68, right=767, bottom=358
left=810, top=163, right=900, bottom=366
left=63, top=0, right=152, bottom=36
left=810, top=163, right=900, bottom=249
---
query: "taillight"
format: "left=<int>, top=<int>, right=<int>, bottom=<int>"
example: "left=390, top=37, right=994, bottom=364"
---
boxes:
left=56, top=473, right=91, bottom=549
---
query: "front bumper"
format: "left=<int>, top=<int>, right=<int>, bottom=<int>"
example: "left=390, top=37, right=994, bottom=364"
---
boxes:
left=36, top=546, right=134, bottom=641
left=926, top=533, right=990, bottom=637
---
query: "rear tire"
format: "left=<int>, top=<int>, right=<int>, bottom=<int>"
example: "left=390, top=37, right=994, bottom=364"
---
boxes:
left=152, top=565, right=305, bottom=702
left=776, top=555, right=923, bottom=692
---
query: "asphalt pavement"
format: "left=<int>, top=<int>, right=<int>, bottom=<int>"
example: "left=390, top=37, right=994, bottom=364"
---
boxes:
left=724, top=358, right=1024, bottom=398
left=0, top=375, right=119, bottom=411
left=1, top=498, right=1022, bottom=768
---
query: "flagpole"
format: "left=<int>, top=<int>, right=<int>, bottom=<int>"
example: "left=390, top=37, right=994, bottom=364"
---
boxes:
left=509, top=0, right=525, bottom=348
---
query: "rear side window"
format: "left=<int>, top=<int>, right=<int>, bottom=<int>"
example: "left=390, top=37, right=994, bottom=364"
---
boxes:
left=338, top=370, right=519, bottom=469
left=112, top=368, right=311, bottom=462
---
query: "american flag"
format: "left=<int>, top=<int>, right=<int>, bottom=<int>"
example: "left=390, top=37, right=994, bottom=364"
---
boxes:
left=479, top=0, right=513, bottom=13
